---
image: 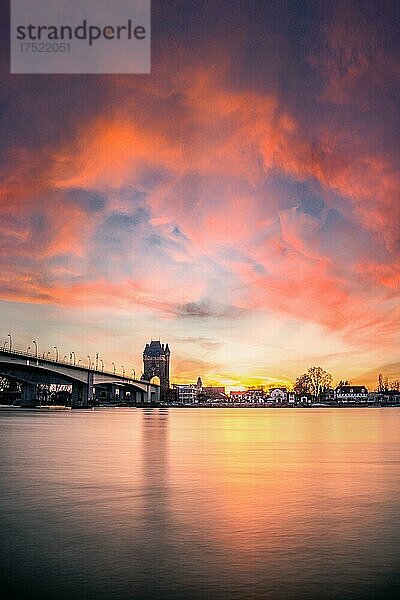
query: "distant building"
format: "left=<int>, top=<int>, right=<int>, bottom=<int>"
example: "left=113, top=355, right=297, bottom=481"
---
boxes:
left=334, top=385, right=368, bottom=402
left=202, top=386, right=225, bottom=397
left=269, top=388, right=287, bottom=403
left=296, top=393, right=313, bottom=404
left=199, top=386, right=228, bottom=403
left=320, top=388, right=335, bottom=403
left=229, top=389, right=265, bottom=403
left=246, top=389, right=265, bottom=403
left=175, top=385, right=198, bottom=403
left=142, top=340, right=170, bottom=400
left=373, top=390, right=400, bottom=404
left=174, top=379, right=202, bottom=404
left=229, top=390, right=245, bottom=403
left=165, top=387, right=178, bottom=403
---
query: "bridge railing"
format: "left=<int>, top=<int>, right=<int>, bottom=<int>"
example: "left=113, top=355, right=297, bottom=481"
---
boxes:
left=0, top=347, right=155, bottom=385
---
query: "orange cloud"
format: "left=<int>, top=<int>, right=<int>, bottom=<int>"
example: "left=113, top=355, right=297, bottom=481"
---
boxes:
left=0, top=34, right=398, bottom=373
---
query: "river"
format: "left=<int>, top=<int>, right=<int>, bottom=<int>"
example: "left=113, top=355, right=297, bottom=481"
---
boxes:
left=1, top=407, right=399, bottom=599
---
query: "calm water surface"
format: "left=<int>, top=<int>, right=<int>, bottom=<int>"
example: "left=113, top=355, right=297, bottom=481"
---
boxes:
left=1, top=408, right=399, bottom=600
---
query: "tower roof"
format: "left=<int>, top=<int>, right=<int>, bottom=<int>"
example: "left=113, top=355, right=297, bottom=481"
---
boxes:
left=144, top=340, right=169, bottom=357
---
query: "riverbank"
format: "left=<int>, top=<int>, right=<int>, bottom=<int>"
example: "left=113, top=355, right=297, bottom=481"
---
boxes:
left=2, top=402, right=400, bottom=410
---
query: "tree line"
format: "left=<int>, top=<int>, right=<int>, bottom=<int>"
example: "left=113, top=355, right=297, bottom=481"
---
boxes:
left=293, top=367, right=400, bottom=399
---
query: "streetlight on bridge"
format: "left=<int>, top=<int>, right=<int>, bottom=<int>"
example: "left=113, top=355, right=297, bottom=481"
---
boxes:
left=122, top=366, right=125, bottom=379
left=132, top=368, right=136, bottom=379
left=112, top=362, right=116, bottom=375
left=54, top=346, right=59, bottom=361
left=32, top=340, right=38, bottom=365
left=95, top=353, right=99, bottom=371
left=7, top=333, right=12, bottom=352
left=87, top=355, right=91, bottom=369
left=71, top=351, right=76, bottom=366
left=78, top=359, right=82, bottom=366
left=26, top=345, right=31, bottom=355
left=100, top=359, right=104, bottom=372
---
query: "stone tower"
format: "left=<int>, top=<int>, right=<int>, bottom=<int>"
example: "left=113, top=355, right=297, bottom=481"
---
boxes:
left=142, top=341, right=170, bottom=399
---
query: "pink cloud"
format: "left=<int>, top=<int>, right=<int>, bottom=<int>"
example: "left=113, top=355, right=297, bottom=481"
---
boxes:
left=0, top=41, right=398, bottom=366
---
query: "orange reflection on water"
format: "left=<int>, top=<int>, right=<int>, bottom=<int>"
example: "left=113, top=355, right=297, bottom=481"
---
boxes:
left=165, top=409, right=399, bottom=562
left=1, top=407, right=399, bottom=600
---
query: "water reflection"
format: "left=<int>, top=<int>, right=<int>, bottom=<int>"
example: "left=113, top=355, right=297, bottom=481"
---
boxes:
left=136, top=409, right=173, bottom=597
left=0, top=408, right=399, bottom=600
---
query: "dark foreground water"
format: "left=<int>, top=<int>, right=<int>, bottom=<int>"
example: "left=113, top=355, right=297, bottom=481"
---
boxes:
left=1, top=408, right=400, bottom=600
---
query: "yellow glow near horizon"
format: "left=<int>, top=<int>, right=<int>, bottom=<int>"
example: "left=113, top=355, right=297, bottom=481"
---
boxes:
left=172, top=375, right=293, bottom=393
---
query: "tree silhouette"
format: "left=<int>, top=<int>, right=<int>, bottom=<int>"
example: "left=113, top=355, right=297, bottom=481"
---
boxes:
left=294, top=373, right=312, bottom=396
left=295, top=367, right=333, bottom=399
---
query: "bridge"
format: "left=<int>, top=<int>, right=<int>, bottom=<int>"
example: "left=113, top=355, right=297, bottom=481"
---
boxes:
left=0, top=348, right=160, bottom=408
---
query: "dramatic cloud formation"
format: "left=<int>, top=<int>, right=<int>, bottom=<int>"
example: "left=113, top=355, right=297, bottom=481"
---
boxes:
left=0, top=0, right=399, bottom=387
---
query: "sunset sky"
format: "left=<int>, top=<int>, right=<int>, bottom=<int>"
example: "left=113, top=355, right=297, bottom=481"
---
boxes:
left=0, top=1, right=399, bottom=389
